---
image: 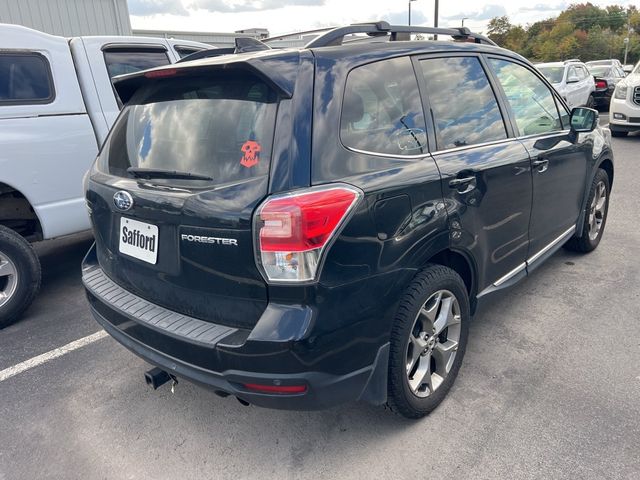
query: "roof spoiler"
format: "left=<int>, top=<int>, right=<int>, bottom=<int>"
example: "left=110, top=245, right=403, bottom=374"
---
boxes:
left=112, top=50, right=297, bottom=104
left=304, top=21, right=496, bottom=47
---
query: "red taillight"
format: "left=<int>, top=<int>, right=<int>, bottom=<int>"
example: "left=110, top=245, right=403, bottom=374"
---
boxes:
left=243, top=383, right=307, bottom=394
left=144, top=68, right=178, bottom=78
left=595, top=80, right=607, bottom=89
left=254, top=185, right=361, bottom=282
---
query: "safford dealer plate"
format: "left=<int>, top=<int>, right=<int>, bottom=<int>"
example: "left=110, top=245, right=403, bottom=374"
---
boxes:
left=119, top=217, right=159, bottom=264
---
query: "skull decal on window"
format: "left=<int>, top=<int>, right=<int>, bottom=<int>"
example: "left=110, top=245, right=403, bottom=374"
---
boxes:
left=240, top=140, right=261, bottom=168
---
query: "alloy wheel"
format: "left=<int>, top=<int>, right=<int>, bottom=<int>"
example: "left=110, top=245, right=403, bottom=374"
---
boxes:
left=0, top=251, right=18, bottom=309
left=405, top=290, right=461, bottom=398
left=588, top=180, right=607, bottom=241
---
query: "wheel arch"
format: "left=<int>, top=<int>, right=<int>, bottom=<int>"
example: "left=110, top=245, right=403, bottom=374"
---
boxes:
left=422, top=248, right=478, bottom=314
left=575, top=156, right=614, bottom=238
left=598, top=158, right=614, bottom=187
left=0, top=181, right=43, bottom=241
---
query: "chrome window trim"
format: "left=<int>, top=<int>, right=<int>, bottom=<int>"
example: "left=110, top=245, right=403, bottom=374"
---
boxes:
left=431, top=137, right=514, bottom=155
left=516, top=129, right=571, bottom=142
left=345, top=146, right=430, bottom=160
left=346, top=137, right=519, bottom=158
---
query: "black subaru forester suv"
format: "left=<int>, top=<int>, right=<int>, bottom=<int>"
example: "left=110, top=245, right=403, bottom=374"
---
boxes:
left=83, top=23, right=613, bottom=419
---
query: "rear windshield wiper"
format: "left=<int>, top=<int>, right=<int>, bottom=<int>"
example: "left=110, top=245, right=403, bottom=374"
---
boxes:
left=127, top=167, right=213, bottom=181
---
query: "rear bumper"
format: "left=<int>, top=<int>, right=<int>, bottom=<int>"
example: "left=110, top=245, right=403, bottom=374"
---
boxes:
left=592, top=89, right=612, bottom=106
left=82, top=244, right=389, bottom=410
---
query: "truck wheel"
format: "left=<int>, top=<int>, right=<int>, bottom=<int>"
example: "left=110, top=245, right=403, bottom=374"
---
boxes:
left=0, top=225, right=41, bottom=328
left=387, top=264, right=469, bottom=419
left=564, top=168, right=610, bottom=253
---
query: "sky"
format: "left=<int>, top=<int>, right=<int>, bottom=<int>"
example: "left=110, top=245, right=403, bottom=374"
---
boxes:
left=127, top=0, right=636, bottom=36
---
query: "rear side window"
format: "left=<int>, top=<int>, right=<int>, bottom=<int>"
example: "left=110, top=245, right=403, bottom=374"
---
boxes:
left=488, top=58, right=563, bottom=137
left=102, top=71, right=278, bottom=185
left=175, top=46, right=204, bottom=59
left=420, top=56, right=507, bottom=150
left=103, top=49, right=171, bottom=79
left=0, top=52, right=54, bottom=104
left=340, top=57, right=427, bottom=156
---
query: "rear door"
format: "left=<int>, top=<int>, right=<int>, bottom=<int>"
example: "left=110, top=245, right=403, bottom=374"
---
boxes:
left=565, top=65, right=581, bottom=108
left=87, top=69, right=281, bottom=329
left=418, top=54, right=533, bottom=293
left=486, top=57, right=589, bottom=264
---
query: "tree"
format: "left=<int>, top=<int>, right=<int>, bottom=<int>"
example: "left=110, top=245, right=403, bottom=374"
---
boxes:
left=485, top=3, right=640, bottom=63
left=487, top=16, right=512, bottom=45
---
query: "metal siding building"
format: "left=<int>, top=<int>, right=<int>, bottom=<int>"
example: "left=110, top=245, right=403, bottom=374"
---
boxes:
left=0, top=0, right=131, bottom=36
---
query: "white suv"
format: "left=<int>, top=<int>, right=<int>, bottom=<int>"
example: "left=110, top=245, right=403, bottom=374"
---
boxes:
left=609, top=61, right=640, bottom=137
left=537, top=60, right=596, bottom=109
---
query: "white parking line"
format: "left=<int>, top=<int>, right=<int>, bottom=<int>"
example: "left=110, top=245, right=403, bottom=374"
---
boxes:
left=0, top=330, right=108, bottom=383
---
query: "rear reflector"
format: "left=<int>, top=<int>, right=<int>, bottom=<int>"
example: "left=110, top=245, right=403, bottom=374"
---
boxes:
left=243, top=383, right=307, bottom=394
left=254, top=184, right=362, bottom=282
left=144, top=68, right=178, bottom=78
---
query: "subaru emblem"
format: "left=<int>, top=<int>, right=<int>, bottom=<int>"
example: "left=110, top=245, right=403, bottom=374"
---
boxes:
left=113, top=191, right=134, bottom=211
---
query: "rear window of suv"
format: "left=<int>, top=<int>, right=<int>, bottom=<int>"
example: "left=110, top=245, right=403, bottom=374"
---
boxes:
left=102, top=71, right=278, bottom=185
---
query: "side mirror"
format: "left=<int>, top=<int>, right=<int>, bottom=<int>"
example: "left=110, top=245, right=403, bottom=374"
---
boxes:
left=570, top=107, right=598, bottom=133
left=566, top=75, right=580, bottom=84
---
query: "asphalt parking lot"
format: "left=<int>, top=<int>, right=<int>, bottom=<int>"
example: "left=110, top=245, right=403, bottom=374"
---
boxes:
left=1, top=119, right=639, bottom=480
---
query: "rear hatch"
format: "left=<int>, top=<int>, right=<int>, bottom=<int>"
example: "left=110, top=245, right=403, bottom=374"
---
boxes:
left=87, top=68, right=281, bottom=329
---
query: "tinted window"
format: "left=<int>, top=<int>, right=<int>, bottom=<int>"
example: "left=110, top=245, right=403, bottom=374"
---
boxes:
left=103, top=49, right=171, bottom=78
left=0, top=53, right=53, bottom=104
left=102, top=71, right=278, bottom=185
left=340, top=57, right=427, bottom=156
left=489, top=58, right=563, bottom=137
left=420, top=56, right=506, bottom=150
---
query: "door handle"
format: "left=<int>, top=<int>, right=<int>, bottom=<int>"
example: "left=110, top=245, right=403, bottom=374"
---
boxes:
left=532, top=158, right=549, bottom=173
left=449, top=176, right=475, bottom=188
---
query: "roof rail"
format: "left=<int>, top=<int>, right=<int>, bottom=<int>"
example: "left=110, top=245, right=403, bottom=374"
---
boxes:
left=305, top=21, right=496, bottom=48
left=263, top=27, right=336, bottom=44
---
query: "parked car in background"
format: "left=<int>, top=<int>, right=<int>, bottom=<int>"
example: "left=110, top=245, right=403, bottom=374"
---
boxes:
left=537, top=60, right=595, bottom=108
left=0, top=24, right=209, bottom=327
left=586, top=59, right=623, bottom=69
left=623, top=64, right=635, bottom=75
left=587, top=64, right=626, bottom=108
left=83, top=22, right=613, bottom=419
left=609, top=62, right=640, bottom=137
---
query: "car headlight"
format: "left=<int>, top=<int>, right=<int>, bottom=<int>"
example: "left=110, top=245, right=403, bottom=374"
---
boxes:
left=614, top=83, right=628, bottom=100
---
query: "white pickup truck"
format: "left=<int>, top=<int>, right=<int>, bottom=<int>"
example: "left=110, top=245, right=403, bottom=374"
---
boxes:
left=0, top=24, right=209, bottom=326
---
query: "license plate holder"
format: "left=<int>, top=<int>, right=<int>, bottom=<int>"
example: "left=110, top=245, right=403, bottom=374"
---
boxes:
left=119, top=217, right=159, bottom=265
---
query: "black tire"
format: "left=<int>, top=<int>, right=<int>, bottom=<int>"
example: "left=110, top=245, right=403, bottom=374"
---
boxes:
left=564, top=168, right=610, bottom=253
left=611, top=129, right=628, bottom=137
left=387, top=264, right=470, bottom=419
left=0, top=225, right=41, bottom=328
left=586, top=94, right=595, bottom=109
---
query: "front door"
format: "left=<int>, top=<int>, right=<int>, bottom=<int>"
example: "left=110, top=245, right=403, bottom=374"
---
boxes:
left=486, top=57, right=589, bottom=262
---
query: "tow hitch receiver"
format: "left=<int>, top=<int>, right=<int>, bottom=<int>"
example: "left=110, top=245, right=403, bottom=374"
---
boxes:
left=144, top=367, right=171, bottom=390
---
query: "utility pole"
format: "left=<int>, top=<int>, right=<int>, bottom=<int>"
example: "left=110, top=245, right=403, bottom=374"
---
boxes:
left=623, top=17, right=631, bottom=65
left=434, top=0, right=439, bottom=39
left=462, top=17, right=468, bottom=27
left=408, top=0, right=417, bottom=26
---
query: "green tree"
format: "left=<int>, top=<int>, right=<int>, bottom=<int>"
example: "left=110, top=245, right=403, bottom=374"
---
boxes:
left=487, top=16, right=512, bottom=45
